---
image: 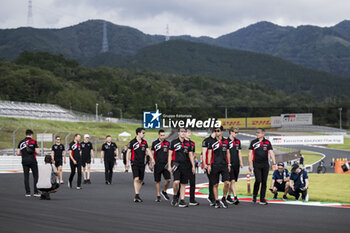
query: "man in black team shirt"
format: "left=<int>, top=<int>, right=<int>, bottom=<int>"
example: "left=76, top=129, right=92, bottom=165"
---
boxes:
left=81, top=134, right=94, bottom=184
left=68, top=134, right=82, bottom=190
left=51, top=136, right=66, bottom=184
left=248, top=128, right=276, bottom=205
left=207, top=126, right=231, bottom=209
left=151, top=129, right=171, bottom=202
left=126, top=128, right=154, bottom=202
left=17, top=129, right=41, bottom=197
left=100, top=135, right=118, bottom=184
left=168, top=127, right=195, bottom=208
left=227, top=127, right=243, bottom=205
left=202, top=129, right=216, bottom=206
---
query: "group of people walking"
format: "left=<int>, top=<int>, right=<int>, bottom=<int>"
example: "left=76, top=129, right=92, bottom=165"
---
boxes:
left=17, top=127, right=309, bottom=204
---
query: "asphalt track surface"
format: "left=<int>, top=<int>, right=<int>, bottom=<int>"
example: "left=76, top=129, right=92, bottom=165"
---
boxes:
left=0, top=172, right=348, bottom=233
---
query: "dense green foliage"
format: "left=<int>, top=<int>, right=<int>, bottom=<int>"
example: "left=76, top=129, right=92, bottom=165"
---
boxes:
left=116, top=40, right=350, bottom=99
left=0, top=52, right=348, bottom=128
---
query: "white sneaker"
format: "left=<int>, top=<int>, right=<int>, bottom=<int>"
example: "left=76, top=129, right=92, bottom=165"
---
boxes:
left=76, top=186, right=82, bottom=190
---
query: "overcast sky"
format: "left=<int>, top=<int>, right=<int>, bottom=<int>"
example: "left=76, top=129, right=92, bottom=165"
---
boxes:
left=0, top=0, right=349, bottom=37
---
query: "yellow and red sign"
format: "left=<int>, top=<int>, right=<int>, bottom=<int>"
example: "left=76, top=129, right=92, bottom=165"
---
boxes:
left=218, top=118, right=246, bottom=129
left=247, top=117, right=271, bottom=128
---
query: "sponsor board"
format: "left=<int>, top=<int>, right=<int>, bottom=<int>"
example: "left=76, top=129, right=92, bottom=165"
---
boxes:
left=268, top=135, right=344, bottom=145
left=247, top=117, right=271, bottom=128
left=218, top=118, right=246, bottom=129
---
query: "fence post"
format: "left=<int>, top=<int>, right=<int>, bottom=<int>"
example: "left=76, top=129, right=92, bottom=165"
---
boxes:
left=247, top=173, right=251, bottom=194
left=12, top=128, right=19, bottom=156
left=65, top=133, right=71, bottom=154
left=41, top=130, right=47, bottom=156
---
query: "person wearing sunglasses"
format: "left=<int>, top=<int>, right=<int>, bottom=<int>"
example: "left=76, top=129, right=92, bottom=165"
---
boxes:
left=207, top=126, right=231, bottom=208
left=226, top=127, right=243, bottom=205
left=248, top=128, right=276, bottom=205
left=51, top=136, right=66, bottom=184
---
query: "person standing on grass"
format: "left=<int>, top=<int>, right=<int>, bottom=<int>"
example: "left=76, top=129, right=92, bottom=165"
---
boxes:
left=207, top=126, right=231, bottom=209
left=81, top=134, right=94, bottom=184
left=151, top=129, right=171, bottom=202
left=248, top=128, right=276, bottom=205
left=68, top=134, right=82, bottom=190
left=101, top=135, right=118, bottom=185
left=226, top=127, right=243, bottom=205
left=51, top=136, right=66, bottom=184
left=185, top=128, right=199, bottom=206
left=17, top=129, right=41, bottom=197
left=126, top=128, right=154, bottom=203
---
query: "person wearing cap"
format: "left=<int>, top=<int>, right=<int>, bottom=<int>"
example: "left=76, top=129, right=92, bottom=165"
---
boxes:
left=270, top=162, right=290, bottom=200
left=81, top=134, right=94, bottom=184
left=289, top=164, right=309, bottom=201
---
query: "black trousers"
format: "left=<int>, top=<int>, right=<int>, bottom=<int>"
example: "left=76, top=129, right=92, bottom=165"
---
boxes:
left=206, top=170, right=214, bottom=201
left=253, top=163, right=269, bottom=200
left=288, top=188, right=307, bottom=200
left=69, top=161, right=82, bottom=187
left=22, top=163, right=38, bottom=194
left=189, top=171, right=196, bottom=201
left=104, top=160, right=114, bottom=183
left=176, top=169, right=196, bottom=201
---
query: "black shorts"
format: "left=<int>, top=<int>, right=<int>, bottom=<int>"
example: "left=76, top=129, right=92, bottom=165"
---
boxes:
left=154, top=164, right=171, bottom=182
left=132, top=165, right=145, bottom=180
left=229, top=166, right=240, bottom=182
left=173, top=167, right=189, bottom=184
left=210, top=165, right=229, bottom=185
left=82, top=156, right=91, bottom=167
left=54, top=160, right=62, bottom=168
left=274, top=182, right=287, bottom=192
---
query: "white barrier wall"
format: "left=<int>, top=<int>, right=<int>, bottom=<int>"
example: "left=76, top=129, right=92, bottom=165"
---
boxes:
left=268, top=135, right=344, bottom=145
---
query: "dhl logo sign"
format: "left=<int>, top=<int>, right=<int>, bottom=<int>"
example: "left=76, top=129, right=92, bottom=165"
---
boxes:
left=247, top=117, right=271, bottom=128
left=218, top=118, right=246, bottom=128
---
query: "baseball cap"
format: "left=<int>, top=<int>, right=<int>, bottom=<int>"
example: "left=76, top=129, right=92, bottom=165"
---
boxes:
left=277, top=162, right=284, bottom=167
left=291, top=163, right=299, bottom=172
left=84, top=134, right=90, bottom=138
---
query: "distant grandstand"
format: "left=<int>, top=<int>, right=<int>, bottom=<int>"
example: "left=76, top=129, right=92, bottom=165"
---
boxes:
left=0, top=101, right=80, bottom=121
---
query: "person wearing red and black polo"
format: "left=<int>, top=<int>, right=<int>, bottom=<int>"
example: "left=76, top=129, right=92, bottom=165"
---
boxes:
left=248, top=128, right=276, bottom=205
left=151, top=129, right=171, bottom=202
left=201, top=129, right=216, bottom=206
left=207, top=126, right=231, bottom=209
left=227, top=127, right=243, bottom=205
left=17, top=129, right=41, bottom=197
left=68, top=134, right=82, bottom=190
left=126, top=128, right=154, bottom=203
left=168, top=127, right=195, bottom=208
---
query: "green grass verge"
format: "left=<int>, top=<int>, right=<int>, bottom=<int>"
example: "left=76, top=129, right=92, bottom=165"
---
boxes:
left=199, top=173, right=350, bottom=203
left=327, top=137, right=350, bottom=151
left=0, top=117, right=160, bottom=152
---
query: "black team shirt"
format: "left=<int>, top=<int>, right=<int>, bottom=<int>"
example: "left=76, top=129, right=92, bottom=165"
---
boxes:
left=208, top=137, right=229, bottom=166
left=169, top=138, right=193, bottom=168
left=228, top=137, right=241, bottom=167
left=18, top=137, right=38, bottom=165
left=128, top=137, right=148, bottom=166
left=249, top=138, right=273, bottom=165
left=69, top=141, right=81, bottom=162
left=102, top=142, right=118, bottom=161
left=151, top=139, right=170, bottom=165
left=52, top=144, right=65, bottom=161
